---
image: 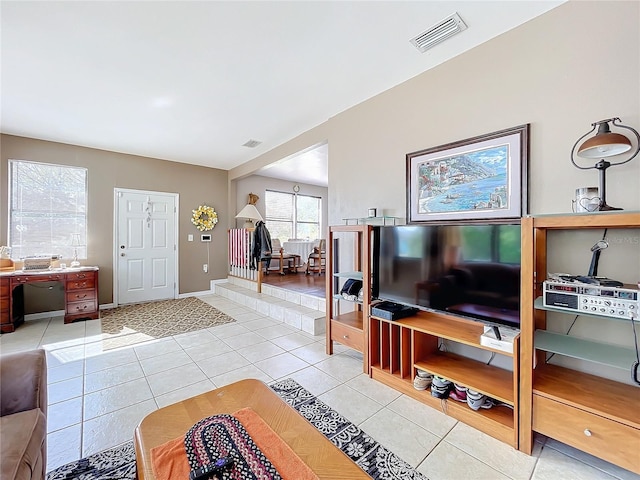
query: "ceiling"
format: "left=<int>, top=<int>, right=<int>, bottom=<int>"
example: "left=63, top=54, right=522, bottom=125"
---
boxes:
left=1, top=1, right=563, bottom=187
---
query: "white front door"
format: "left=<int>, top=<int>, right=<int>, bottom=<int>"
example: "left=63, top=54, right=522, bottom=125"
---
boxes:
left=115, top=189, right=178, bottom=305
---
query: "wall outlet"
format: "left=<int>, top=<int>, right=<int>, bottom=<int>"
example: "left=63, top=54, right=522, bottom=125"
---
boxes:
left=203, top=264, right=208, bottom=273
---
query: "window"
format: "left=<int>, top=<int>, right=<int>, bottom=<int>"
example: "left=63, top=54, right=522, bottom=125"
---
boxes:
left=265, top=190, right=321, bottom=242
left=9, top=160, right=88, bottom=260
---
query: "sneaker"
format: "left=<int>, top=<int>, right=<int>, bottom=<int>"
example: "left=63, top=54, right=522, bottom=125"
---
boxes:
left=466, top=389, right=494, bottom=410
left=449, top=383, right=467, bottom=402
left=413, top=375, right=430, bottom=390
left=430, top=376, right=452, bottom=399
left=413, top=370, right=433, bottom=390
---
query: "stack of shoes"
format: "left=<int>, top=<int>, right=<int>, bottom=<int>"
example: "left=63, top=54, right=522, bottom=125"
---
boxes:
left=449, top=383, right=467, bottom=403
left=466, top=389, right=494, bottom=411
left=413, top=369, right=433, bottom=390
left=430, top=376, right=453, bottom=399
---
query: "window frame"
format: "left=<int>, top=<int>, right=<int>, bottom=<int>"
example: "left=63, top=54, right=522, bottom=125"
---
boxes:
left=264, top=189, right=322, bottom=242
left=8, top=159, right=88, bottom=261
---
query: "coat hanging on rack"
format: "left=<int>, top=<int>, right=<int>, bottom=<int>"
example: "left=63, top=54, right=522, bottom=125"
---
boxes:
left=250, top=221, right=273, bottom=270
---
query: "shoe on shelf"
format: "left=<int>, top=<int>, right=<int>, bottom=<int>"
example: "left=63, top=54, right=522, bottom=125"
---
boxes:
left=413, top=375, right=430, bottom=390
left=430, top=376, right=452, bottom=399
left=466, top=389, right=494, bottom=410
left=449, top=383, right=467, bottom=402
left=413, top=369, right=433, bottom=390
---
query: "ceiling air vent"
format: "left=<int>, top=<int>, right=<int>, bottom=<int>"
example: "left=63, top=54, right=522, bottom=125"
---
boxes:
left=410, top=12, right=467, bottom=53
left=242, top=139, right=262, bottom=148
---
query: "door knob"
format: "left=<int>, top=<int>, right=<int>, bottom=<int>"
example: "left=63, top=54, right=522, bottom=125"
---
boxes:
left=120, top=253, right=125, bottom=257
left=120, top=245, right=125, bottom=249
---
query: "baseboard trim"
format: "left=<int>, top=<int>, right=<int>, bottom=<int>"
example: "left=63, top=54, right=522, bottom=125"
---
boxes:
left=178, top=290, right=213, bottom=298
left=25, top=310, right=65, bottom=321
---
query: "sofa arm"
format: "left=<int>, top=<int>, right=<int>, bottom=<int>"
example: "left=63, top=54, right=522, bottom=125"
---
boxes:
left=0, top=349, right=47, bottom=418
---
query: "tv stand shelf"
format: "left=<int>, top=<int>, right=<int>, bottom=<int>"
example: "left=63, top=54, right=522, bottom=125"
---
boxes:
left=326, top=225, right=372, bottom=373
left=520, top=212, right=640, bottom=474
left=534, top=329, right=636, bottom=369
left=370, top=310, right=520, bottom=448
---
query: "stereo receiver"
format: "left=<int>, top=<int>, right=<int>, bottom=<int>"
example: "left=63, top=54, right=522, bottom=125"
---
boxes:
left=543, top=280, right=638, bottom=321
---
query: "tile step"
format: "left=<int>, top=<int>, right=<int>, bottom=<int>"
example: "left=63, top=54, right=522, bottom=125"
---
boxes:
left=213, top=278, right=326, bottom=336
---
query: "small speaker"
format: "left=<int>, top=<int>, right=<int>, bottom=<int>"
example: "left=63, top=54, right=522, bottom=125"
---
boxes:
left=545, top=292, right=578, bottom=309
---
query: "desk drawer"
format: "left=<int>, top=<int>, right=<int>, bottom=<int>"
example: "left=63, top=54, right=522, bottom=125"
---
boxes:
left=330, top=320, right=364, bottom=352
left=12, top=274, right=63, bottom=283
left=66, top=289, right=97, bottom=303
left=66, top=271, right=96, bottom=282
left=66, top=277, right=96, bottom=291
left=533, top=394, right=640, bottom=473
left=66, top=299, right=97, bottom=316
left=0, top=278, right=8, bottom=298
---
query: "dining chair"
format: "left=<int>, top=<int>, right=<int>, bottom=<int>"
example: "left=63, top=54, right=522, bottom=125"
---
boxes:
left=305, top=238, right=326, bottom=275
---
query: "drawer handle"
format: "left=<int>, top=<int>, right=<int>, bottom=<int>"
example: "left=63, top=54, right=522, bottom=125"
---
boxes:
left=76, top=305, right=87, bottom=311
left=584, top=429, right=592, bottom=437
left=343, top=335, right=349, bottom=339
left=75, top=282, right=87, bottom=288
left=75, top=294, right=87, bottom=299
left=77, top=274, right=86, bottom=278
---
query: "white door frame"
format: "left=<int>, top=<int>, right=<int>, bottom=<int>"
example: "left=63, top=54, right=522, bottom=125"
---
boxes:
left=113, top=188, right=179, bottom=307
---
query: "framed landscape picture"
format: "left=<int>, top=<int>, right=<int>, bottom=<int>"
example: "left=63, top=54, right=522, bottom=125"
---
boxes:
left=406, top=124, right=529, bottom=223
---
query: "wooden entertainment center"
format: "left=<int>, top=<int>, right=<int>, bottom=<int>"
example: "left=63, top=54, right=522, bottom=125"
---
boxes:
left=519, top=212, right=640, bottom=473
left=325, top=225, right=371, bottom=373
left=326, top=212, right=640, bottom=473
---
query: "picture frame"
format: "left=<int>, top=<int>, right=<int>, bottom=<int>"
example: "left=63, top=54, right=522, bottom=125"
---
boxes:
left=406, top=124, right=529, bottom=223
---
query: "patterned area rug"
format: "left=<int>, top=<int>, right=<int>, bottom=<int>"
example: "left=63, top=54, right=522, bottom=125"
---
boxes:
left=46, top=379, right=428, bottom=480
left=99, top=297, right=235, bottom=349
left=271, top=379, right=428, bottom=480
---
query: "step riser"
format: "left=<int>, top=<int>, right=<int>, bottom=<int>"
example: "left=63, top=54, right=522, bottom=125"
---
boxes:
left=214, top=278, right=325, bottom=336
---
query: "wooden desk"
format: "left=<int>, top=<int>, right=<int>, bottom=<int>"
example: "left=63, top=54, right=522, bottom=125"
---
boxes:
left=0, top=267, right=99, bottom=333
left=134, top=379, right=368, bottom=480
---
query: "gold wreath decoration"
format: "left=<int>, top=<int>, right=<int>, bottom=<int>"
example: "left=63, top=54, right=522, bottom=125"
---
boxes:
left=191, top=205, right=218, bottom=231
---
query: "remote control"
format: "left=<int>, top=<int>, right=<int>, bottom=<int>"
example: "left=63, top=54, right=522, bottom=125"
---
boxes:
left=189, top=457, right=234, bottom=480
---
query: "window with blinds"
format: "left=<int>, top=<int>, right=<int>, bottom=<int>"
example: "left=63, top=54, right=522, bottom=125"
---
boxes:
left=265, top=190, right=321, bottom=242
left=9, top=160, right=88, bottom=260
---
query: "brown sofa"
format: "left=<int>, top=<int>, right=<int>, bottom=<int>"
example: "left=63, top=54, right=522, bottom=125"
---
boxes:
left=0, top=349, right=47, bottom=480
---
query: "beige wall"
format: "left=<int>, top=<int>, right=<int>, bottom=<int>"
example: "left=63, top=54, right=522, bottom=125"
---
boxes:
left=232, top=1, right=639, bottom=219
left=0, top=135, right=229, bottom=310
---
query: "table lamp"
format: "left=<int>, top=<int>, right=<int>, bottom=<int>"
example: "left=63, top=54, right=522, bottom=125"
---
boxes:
left=70, top=233, right=82, bottom=267
left=235, top=204, right=263, bottom=229
left=570, top=117, right=639, bottom=211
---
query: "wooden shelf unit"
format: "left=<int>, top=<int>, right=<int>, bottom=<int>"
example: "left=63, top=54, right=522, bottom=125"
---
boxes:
left=369, top=309, right=520, bottom=448
left=326, top=225, right=372, bottom=373
left=520, top=212, right=640, bottom=473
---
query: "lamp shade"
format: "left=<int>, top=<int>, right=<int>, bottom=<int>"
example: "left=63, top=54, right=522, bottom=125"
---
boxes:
left=578, top=133, right=632, bottom=159
left=235, top=204, right=263, bottom=222
left=577, top=120, right=632, bottom=159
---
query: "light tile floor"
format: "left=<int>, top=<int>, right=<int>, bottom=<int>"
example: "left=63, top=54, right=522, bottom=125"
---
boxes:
left=1, top=293, right=638, bottom=480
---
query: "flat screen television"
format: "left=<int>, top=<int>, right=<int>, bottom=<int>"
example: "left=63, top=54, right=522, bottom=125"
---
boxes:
left=374, top=223, right=521, bottom=329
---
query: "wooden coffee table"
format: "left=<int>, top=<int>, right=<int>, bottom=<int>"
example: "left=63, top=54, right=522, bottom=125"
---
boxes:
left=134, top=378, right=369, bottom=479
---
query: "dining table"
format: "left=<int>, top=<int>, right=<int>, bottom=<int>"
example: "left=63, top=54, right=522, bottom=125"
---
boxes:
left=282, top=239, right=318, bottom=264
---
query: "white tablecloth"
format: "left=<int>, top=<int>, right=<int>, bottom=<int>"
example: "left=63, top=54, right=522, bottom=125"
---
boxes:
left=283, top=240, right=318, bottom=261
